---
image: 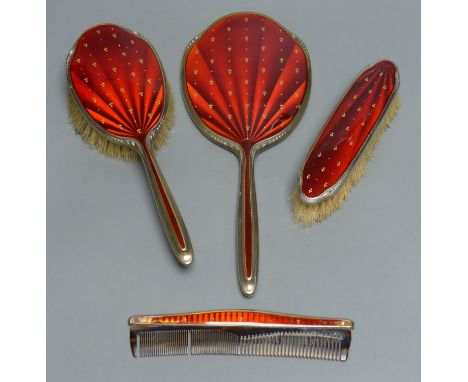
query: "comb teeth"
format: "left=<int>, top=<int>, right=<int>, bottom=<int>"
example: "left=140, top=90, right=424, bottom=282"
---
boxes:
left=191, top=330, right=239, bottom=355
left=138, top=330, right=189, bottom=357
left=132, top=329, right=350, bottom=360
left=239, top=332, right=344, bottom=360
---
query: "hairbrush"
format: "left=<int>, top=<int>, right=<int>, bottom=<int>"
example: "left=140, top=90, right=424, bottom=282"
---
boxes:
left=129, top=310, right=352, bottom=360
left=181, top=13, right=311, bottom=296
left=66, top=24, right=193, bottom=265
left=291, top=60, right=400, bottom=225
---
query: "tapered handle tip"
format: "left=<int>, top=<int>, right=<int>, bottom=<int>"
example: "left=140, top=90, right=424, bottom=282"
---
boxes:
left=176, top=250, right=193, bottom=267
left=240, top=277, right=256, bottom=297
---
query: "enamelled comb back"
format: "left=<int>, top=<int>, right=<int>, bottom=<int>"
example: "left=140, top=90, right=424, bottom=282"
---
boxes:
left=129, top=310, right=352, bottom=360
left=291, top=60, right=400, bottom=226
left=182, top=13, right=311, bottom=296
left=66, top=24, right=193, bottom=265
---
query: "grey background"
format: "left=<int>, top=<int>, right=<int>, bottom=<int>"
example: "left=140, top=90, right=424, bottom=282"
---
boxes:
left=47, top=0, right=420, bottom=381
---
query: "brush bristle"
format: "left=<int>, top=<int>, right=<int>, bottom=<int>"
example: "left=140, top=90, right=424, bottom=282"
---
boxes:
left=67, top=86, right=175, bottom=160
left=291, top=94, right=401, bottom=226
left=151, top=86, right=175, bottom=151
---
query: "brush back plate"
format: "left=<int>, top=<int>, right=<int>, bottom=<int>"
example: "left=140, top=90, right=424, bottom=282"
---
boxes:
left=67, top=24, right=167, bottom=144
left=299, top=60, right=399, bottom=202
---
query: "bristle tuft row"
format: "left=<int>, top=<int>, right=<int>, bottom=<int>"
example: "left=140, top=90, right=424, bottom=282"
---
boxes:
left=67, top=92, right=139, bottom=161
left=150, top=86, right=175, bottom=151
left=291, top=94, right=401, bottom=226
left=67, top=87, right=176, bottom=159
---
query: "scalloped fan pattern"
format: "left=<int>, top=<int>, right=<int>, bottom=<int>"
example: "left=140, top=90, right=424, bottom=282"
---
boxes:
left=68, top=24, right=165, bottom=139
left=184, top=14, right=309, bottom=148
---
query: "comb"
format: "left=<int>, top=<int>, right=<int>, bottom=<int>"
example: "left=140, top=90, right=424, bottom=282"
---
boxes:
left=129, top=310, right=352, bottom=360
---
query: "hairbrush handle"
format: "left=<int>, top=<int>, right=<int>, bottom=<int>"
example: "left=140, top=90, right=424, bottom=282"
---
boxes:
left=137, top=139, right=193, bottom=266
left=237, top=149, right=259, bottom=297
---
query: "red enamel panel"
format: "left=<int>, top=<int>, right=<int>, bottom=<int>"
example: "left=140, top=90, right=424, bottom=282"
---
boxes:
left=301, top=60, right=398, bottom=198
left=183, top=13, right=309, bottom=149
left=144, top=310, right=351, bottom=328
left=68, top=24, right=165, bottom=139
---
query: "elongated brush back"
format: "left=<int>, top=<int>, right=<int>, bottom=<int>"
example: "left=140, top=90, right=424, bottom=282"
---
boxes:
left=291, top=94, right=400, bottom=225
left=292, top=60, right=400, bottom=226
left=67, top=87, right=175, bottom=161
